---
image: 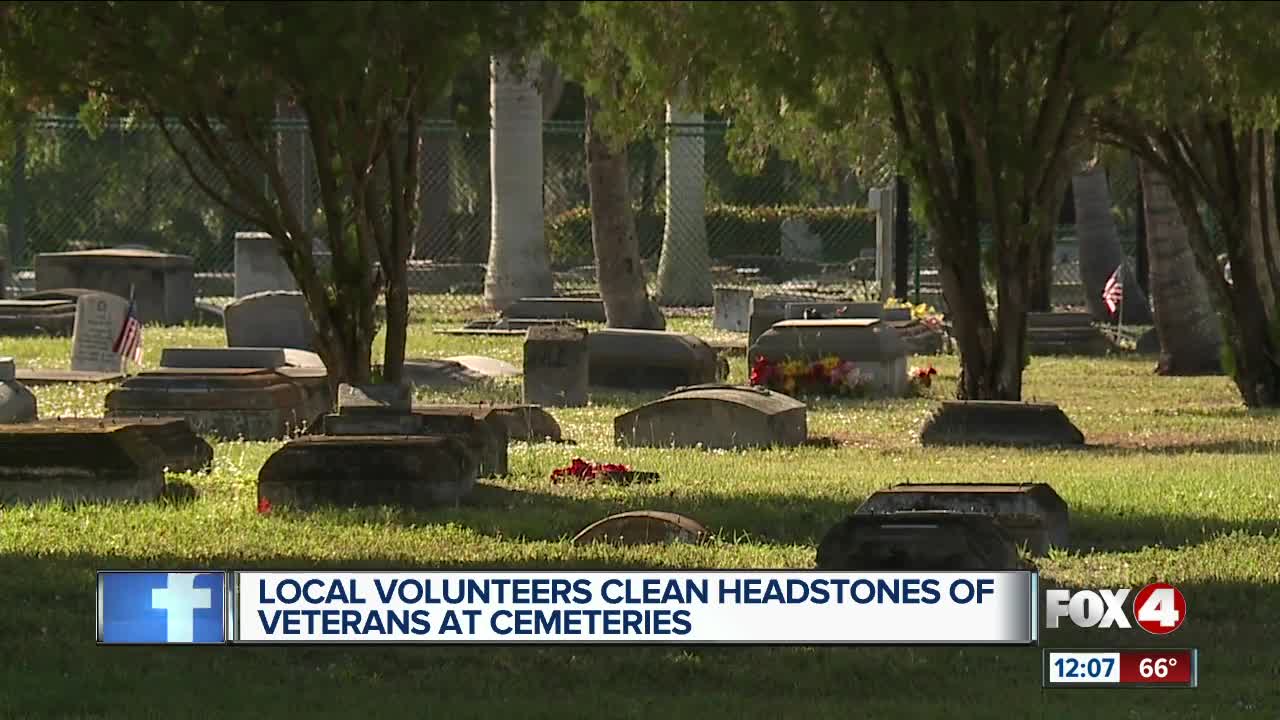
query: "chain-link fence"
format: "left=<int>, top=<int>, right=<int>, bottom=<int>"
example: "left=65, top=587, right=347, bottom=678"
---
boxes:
left=1, top=115, right=1144, bottom=320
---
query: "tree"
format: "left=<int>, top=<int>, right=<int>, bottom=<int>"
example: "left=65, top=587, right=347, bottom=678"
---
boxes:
left=485, top=52, right=554, bottom=312
left=596, top=1, right=1165, bottom=399
left=655, top=85, right=713, bottom=306
left=3, top=1, right=555, bottom=386
left=1072, top=163, right=1152, bottom=324
left=1138, top=159, right=1222, bottom=374
left=1092, top=1, right=1280, bottom=406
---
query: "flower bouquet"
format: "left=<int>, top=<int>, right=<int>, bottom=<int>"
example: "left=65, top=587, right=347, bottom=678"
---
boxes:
left=749, top=355, right=873, bottom=398
left=550, top=458, right=659, bottom=486
left=908, top=364, right=939, bottom=395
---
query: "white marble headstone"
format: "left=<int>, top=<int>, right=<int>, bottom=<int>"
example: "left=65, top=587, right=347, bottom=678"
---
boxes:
left=70, top=293, right=131, bottom=372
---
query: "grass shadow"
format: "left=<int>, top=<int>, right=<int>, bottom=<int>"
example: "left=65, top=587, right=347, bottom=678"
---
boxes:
left=1084, top=438, right=1280, bottom=456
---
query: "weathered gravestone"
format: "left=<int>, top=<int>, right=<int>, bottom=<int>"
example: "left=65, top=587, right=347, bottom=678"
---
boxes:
left=338, top=382, right=412, bottom=413
left=1026, top=312, right=1109, bottom=356
left=784, top=301, right=883, bottom=321
left=70, top=292, right=132, bottom=373
left=258, top=434, right=478, bottom=510
left=35, top=248, right=194, bottom=325
left=18, top=417, right=213, bottom=474
left=502, top=297, right=607, bottom=323
left=105, top=347, right=330, bottom=440
left=588, top=329, right=719, bottom=391
left=0, top=357, right=37, bottom=424
left=234, top=231, right=297, bottom=297
left=614, top=384, right=806, bottom=450
left=748, top=292, right=838, bottom=349
left=572, top=510, right=709, bottom=546
left=0, top=421, right=170, bottom=504
left=713, top=287, right=753, bottom=332
left=402, top=359, right=493, bottom=390
left=919, top=401, right=1085, bottom=448
left=780, top=217, right=823, bottom=261
left=750, top=319, right=909, bottom=397
left=855, top=483, right=1069, bottom=557
left=0, top=298, right=77, bottom=336
left=224, top=290, right=316, bottom=350
left=815, top=511, right=1023, bottom=571
left=523, top=325, right=588, bottom=407
left=426, top=403, right=562, bottom=443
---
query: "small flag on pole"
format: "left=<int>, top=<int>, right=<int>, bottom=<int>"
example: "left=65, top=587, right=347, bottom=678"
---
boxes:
left=1102, top=265, right=1124, bottom=315
left=112, top=300, right=143, bottom=366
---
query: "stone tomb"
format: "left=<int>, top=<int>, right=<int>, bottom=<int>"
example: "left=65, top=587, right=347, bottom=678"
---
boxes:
left=224, top=290, right=316, bottom=350
left=712, top=287, right=753, bottom=332
left=0, top=298, right=77, bottom=336
left=614, top=384, right=806, bottom=450
left=588, top=329, right=719, bottom=391
left=855, top=483, right=1069, bottom=556
left=750, top=319, right=909, bottom=397
left=919, top=401, right=1085, bottom=448
left=815, top=511, right=1023, bottom=571
left=1026, top=312, right=1109, bottom=356
left=427, top=403, right=562, bottom=443
left=35, top=248, right=194, bottom=325
left=747, top=292, right=833, bottom=349
left=104, top=348, right=330, bottom=440
left=572, top=510, right=709, bottom=546
left=13, top=417, right=214, bottom=474
left=258, top=434, right=477, bottom=511
left=0, top=357, right=37, bottom=424
left=0, top=420, right=183, bottom=504
left=523, top=325, right=589, bottom=407
left=501, top=297, right=607, bottom=323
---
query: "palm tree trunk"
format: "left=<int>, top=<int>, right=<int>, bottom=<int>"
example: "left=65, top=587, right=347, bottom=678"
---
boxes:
left=1073, top=165, right=1153, bottom=324
left=484, top=53, right=553, bottom=312
left=655, top=84, right=712, bottom=306
left=1139, top=160, right=1222, bottom=374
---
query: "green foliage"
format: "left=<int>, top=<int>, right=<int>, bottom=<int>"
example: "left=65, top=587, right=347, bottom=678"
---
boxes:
left=546, top=203, right=876, bottom=267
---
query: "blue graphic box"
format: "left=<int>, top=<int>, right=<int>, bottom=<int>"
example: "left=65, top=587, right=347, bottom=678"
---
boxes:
left=98, top=571, right=227, bottom=644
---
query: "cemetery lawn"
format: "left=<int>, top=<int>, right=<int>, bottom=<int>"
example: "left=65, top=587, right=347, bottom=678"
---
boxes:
left=3, top=310, right=1279, bottom=719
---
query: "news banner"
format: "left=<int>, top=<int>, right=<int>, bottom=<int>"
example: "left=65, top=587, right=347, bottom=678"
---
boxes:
left=96, top=570, right=1197, bottom=688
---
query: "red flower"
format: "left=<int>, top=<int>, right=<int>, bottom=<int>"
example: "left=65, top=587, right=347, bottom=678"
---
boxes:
left=257, top=496, right=272, bottom=514
left=809, top=361, right=827, bottom=382
left=550, top=458, right=632, bottom=483
left=749, top=356, right=774, bottom=387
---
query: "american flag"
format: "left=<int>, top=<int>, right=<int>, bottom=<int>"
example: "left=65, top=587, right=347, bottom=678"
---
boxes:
left=1102, top=265, right=1124, bottom=315
left=112, top=300, right=143, bottom=365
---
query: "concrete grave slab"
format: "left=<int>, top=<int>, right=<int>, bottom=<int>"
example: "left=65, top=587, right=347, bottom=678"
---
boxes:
left=35, top=248, right=194, bottom=325
left=919, top=401, right=1085, bottom=448
left=424, top=403, right=562, bottom=443
left=14, top=369, right=124, bottom=386
left=21, top=417, right=214, bottom=474
left=318, top=404, right=509, bottom=478
left=523, top=326, right=588, bottom=407
left=257, top=434, right=477, bottom=510
left=816, top=511, right=1023, bottom=571
left=856, top=483, right=1069, bottom=556
left=444, top=355, right=520, bottom=379
left=0, top=421, right=167, bottom=504
left=587, top=329, right=719, bottom=391
left=402, top=359, right=492, bottom=390
left=338, top=383, right=412, bottom=414
left=0, top=298, right=77, bottom=336
left=572, top=510, right=708, bottom=546
left=750, top=318, right=909, bottom=397
left=615, top=384, right=806, bottom=450
left=159, top=347, right=324, bottom=370
left=502, top=297, right=607, bottom=323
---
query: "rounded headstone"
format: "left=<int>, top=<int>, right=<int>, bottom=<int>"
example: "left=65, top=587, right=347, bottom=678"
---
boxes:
left=224, top=290, right=316, bottom=350
left=572, top=511, right=708, bottom=546
left=614, top=384, right=807, bottom=450
left=816, top=511, right=1023, bottom=571
left=919, top=401, right=1085, bottom=448
left=0, top=379, right=37, bottom=424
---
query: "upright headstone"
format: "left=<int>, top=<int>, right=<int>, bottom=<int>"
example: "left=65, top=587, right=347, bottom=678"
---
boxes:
left=780, top=217, right=823, bottom=262
left=523, top=325, right=589, bottom=407
left=870, top=186, right=896, bottom=303
left=234, top=231, right=297, bottom=297
left=224, top=290, right=316, bottom=350
left=712, top=287, right=753, bottom=332
left=70, top=292, right=132, bottom=373
left=615, top=385, right=807, bottom=450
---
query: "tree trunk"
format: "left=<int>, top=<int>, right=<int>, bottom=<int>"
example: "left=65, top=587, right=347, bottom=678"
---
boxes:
left=415, top=128, right=450, bottom=259
left=655, top=86, right=713, bottom=306
left=1073, top=166, right=1152, bottom=323
left=484, top=53, right=553, bottom=312
left=585, top=98, right=665, bottom=330
left=1139, top=160, right=1222, bottom=375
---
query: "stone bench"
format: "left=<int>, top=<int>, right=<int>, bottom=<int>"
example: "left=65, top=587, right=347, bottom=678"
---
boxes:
left=615, top=384, right=806, bottom=450
left=588, top=329, right=719, bottom=391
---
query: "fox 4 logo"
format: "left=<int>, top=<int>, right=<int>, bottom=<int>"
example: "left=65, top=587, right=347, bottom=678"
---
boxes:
left=1045, top=583, right=1187, bottom=634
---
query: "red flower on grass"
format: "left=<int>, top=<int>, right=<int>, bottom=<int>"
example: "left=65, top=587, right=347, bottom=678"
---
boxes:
left=257, top=496, right=272, bottom=515
left=910, top=365, right=939, bottom=388
left=550, top=458, right=632, bottom=483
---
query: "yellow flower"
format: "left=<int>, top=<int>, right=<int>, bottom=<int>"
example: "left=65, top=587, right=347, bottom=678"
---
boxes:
left=821, top=356, right=841, bottom=372
left=782, top=377, right=797, bottom=394
left=781, top=360, right=807, bottom=378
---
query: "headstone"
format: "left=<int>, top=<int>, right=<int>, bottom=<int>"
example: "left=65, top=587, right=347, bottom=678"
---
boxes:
left=815, top=511, right=1022, bottom=571
left=426, top=403, right=562, bottom=443
left=588, top=329, right=719, bottom=391
left=712, top=287, right=753, bottom=332
left=338, top=383, right=412, bottom=414
left=105, top=367, right=331, bottom=440
left=35, top=248, right=194, bottom=324
left=70, top=292, right=132, bottom=373
left=234, top=231, right=297, bottom=297
left=224, top=290, right=316, bottom=350
left=0, top=357, right=37, bottom=424
left=572, top=510, right=708, bottom=546
left=855, top=483, right=1069, bottom=557
left=750, top=319, right=909, bottom=397
left=159, top=346, right=324, bottom=370
left=780, top=217, right=823, bottom=261
left=747, top=292, right=835, bottom=349
left=257, top=435, right=477, bottom=510
left=615, top=384, right=807, bottom=450
left=23, top=417, right=214, bottom=474
left=785, top=302, right=883, bottom=320
left=0, top=298, right=77, bottom=336
left=0, top=421, right=167, bottom=504
left=523, top=326, right=589, bottom=407
left=918, top=401, right=1085, bottom=448
left=444, top=355, right=520, bottom=380
left=502, top=297, right=607, bottom=323
left=870, top=186, right=896, bottom=302
left=402, top=359, right=493, bottom=390
left=323, top=404, right=509, bottom=478
left=1026, top=312, right=1108, bottom=356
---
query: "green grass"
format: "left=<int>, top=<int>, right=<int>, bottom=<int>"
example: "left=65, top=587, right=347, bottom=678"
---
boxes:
left=2, top=311, right=1279, bottom=719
